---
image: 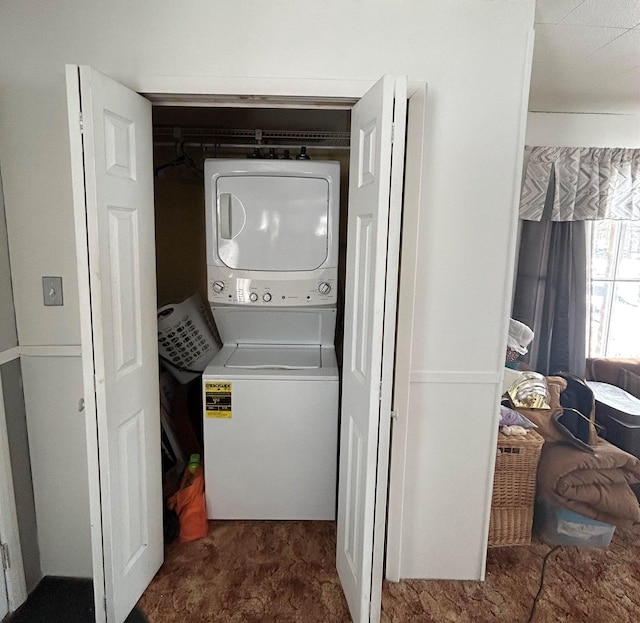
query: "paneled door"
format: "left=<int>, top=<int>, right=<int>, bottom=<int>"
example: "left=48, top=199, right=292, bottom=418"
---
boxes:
left=66, top=65, right=163, bottom=623
left=337, top=75, right=407, bottom=623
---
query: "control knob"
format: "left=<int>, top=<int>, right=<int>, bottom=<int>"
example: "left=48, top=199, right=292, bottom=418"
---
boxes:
left=211, top=280, right=225, bottom=294
left=249, top=292, right=259, bottom=302
left=318, top=282, right=332, bottom=295
left=263, top=292, right=272, bottom=302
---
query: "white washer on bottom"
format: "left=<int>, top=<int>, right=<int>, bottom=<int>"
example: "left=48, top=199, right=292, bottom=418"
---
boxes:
left=202, top=343, right=339, bottom=520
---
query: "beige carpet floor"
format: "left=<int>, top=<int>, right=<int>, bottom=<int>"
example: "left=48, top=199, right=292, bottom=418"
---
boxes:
left=137, top=520, right=640, bottom=623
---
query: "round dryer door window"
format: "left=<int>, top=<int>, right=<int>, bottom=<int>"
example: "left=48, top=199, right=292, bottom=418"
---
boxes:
left=215, top=175, right=330, bottom=271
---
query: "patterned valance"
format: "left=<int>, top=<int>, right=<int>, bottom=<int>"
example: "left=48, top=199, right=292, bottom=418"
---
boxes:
left=519, top=146, right=640, bottom=221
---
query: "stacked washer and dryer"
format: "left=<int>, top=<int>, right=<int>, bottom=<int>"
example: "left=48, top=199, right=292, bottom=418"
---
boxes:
left=202, top=159, right=341, bottom=520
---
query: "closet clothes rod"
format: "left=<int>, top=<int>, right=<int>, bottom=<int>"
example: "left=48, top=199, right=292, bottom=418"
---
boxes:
left=154, top=140, right=350, bottom=151
left=153, top=127, right=350, bottom=147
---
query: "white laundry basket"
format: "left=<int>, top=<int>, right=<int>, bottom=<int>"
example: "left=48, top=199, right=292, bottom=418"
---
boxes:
left=157, top=294, right=220, bottom=384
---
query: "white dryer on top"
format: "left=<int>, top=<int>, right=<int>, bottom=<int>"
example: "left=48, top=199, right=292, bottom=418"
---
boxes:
left=204, top=159, right=340, bottom=309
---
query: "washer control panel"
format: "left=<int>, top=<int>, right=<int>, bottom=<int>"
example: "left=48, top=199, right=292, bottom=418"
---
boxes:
left=207, top=268, right=337, bottom=306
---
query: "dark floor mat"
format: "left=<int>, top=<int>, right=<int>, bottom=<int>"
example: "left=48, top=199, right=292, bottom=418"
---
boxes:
left=9, top=576, right=147, bottom=623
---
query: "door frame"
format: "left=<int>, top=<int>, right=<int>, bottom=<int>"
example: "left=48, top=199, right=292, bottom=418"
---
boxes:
left=138, top=75, right=423, bottom=583
left=0, top=351, right=28, bottom=613
left=385, top=83, right=427, bottom=582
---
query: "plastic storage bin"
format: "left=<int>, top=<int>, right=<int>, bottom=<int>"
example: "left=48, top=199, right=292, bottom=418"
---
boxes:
left=535, top=497, right=615, bottom=549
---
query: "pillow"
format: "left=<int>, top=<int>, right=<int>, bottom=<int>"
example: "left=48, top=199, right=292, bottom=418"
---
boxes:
left=619, top=368, right=640, bottom=400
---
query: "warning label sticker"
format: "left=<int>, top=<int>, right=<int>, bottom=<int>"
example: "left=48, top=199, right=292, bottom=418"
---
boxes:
left=205, top=381, right=232, bottom=419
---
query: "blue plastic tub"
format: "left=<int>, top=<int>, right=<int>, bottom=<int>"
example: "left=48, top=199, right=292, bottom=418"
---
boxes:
left=535, top=498, right=615, bottom=549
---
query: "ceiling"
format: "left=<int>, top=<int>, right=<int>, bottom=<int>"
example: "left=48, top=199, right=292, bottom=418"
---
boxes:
left=530, top=0, right=640, bottom=114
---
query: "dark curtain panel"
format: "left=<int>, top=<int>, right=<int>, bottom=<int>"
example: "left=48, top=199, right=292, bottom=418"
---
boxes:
left=513, top=171, right=588, bottom=376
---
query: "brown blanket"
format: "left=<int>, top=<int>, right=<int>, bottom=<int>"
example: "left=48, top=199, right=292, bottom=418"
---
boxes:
left=537, top=439, right=640, bottom=527
left=510, top=374, right=640, bottom=526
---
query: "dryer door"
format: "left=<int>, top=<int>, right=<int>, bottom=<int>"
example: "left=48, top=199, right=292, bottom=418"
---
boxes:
left=215, top=174, right=329, bottom=271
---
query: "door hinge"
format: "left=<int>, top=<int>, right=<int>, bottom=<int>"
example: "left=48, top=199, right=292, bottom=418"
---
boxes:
left=79, top=112, right=84, bottom=134
left=379, top=382, right=383, bottom=402
left=390, top=409, right=398, bottom=420
left=1, top=542, right=10, bottom=571
left=391, top=122, right=395, bottom=146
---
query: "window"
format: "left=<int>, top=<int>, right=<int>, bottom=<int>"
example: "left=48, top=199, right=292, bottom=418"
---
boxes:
left=589, top=220, right=640, bottom=357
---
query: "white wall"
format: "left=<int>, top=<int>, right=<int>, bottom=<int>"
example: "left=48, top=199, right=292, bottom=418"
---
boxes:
left=0, top=0, right=535, bottom=580
left=526, top=112, right=640, bottom=147
left=20, top=356, right=91, bottom=578
left=1, top=359, right=41, bottom=592
left=0, top=171, right=17, bottom=352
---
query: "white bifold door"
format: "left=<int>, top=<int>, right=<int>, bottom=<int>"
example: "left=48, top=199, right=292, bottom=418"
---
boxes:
left=66, top=66, right=163, bottom=623
left=337, top=77, right=407, bottom=623
left=66, top=65, right=406, bottom=623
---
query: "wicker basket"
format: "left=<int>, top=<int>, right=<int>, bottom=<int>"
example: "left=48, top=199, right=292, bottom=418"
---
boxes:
left=488, top=429, right=544, bottom=547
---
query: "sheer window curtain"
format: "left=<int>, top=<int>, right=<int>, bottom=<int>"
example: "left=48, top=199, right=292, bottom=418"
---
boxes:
left=513, top=146, right=639, bottom=377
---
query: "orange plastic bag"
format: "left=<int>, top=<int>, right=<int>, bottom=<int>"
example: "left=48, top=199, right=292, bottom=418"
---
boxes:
left=167, top=457, right=208, bottom=543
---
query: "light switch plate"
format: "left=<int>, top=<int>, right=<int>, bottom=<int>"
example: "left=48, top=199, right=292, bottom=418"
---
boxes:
left=42, top=276, right=63, bottom=306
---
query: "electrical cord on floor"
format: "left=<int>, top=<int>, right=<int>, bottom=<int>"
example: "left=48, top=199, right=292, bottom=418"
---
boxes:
left=525, top=545, right=562, bottom=623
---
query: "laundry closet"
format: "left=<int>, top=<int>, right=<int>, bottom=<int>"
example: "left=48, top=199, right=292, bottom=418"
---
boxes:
left=151, top=105, right=353, bottom=521
left=61, top=68, right=410, bottom=623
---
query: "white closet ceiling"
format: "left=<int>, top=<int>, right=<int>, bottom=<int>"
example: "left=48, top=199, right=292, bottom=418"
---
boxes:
left=530, top=0, right=640, bottom=113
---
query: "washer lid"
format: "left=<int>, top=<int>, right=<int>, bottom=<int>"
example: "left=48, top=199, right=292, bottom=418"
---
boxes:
left=224, top=344, right=322, bottom=370
left=212, top=307, right=336, bottom=346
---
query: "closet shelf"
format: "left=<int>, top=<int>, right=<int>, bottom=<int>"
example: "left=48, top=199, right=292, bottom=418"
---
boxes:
left=153, top=126, right=351, bottom=150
